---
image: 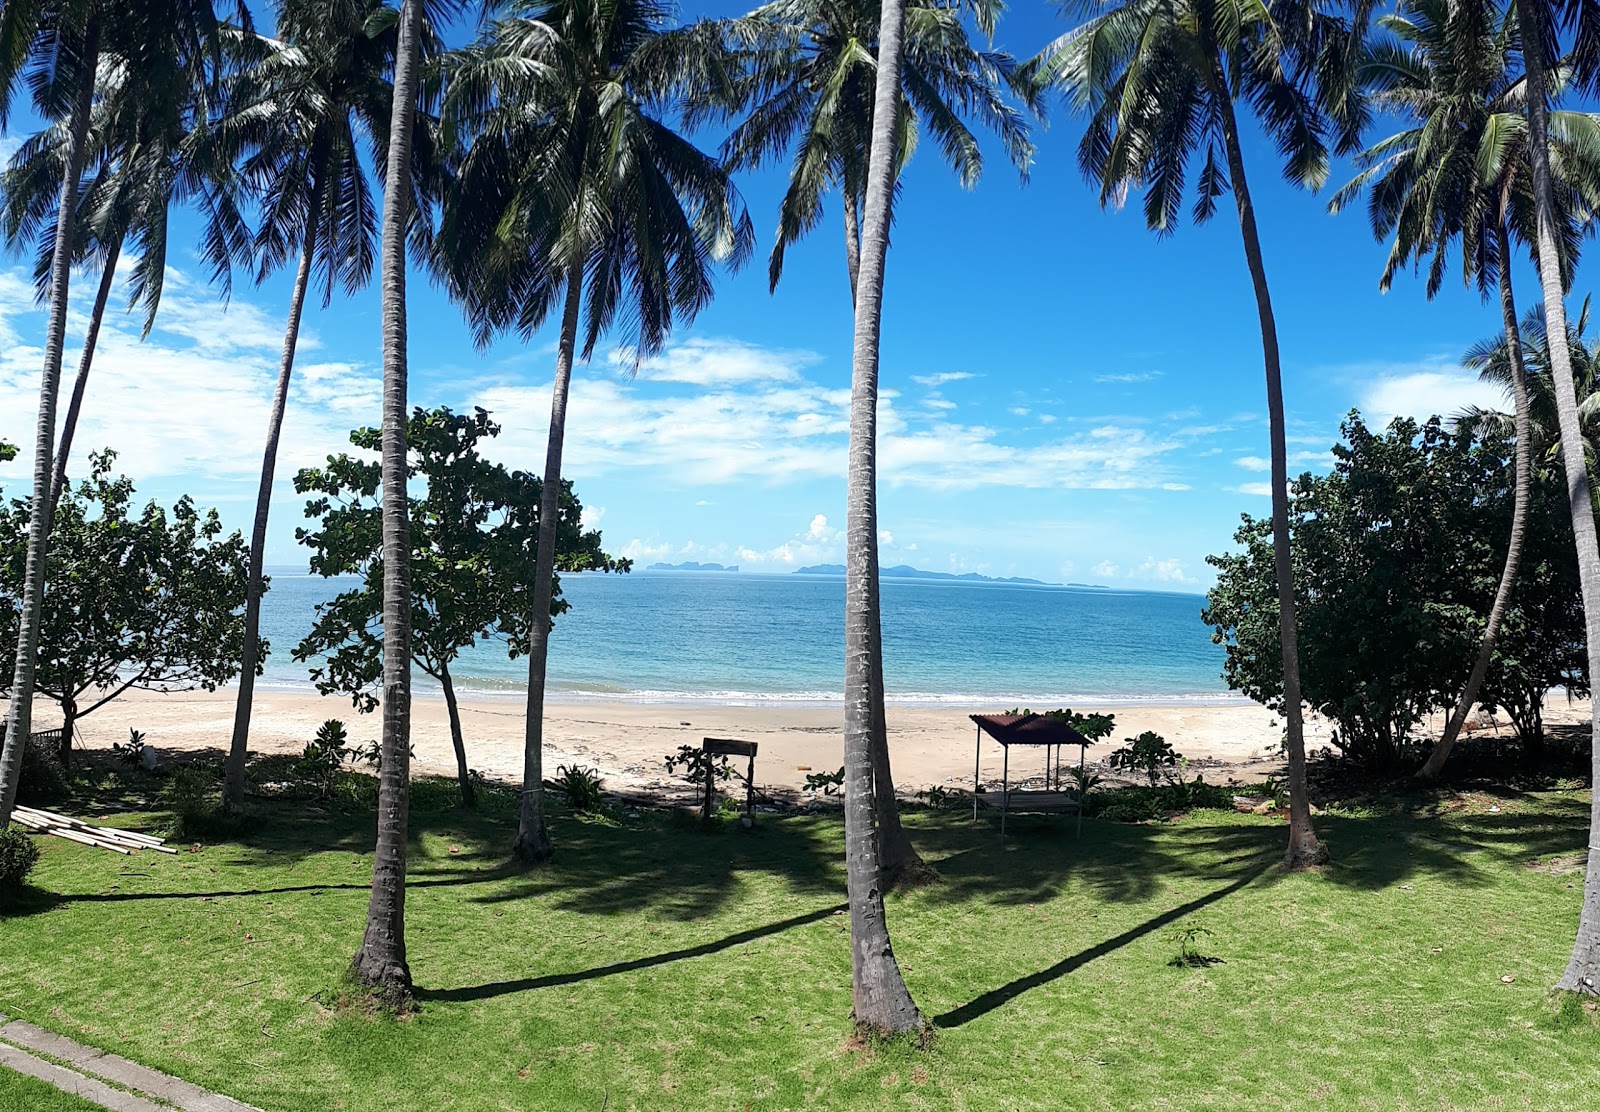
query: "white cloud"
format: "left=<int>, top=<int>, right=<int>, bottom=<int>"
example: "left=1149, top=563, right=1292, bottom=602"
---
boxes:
left=911, top=371, right=976, bottom=387
left=1095, top=371, right=1163, bottom=384
left=1092, top=560, right=1120, bottom=577
left=1135, top=557, right=1195, bottom=584
left=1038, top=414, right=1058, bottom=425
left=1235, top=456, right=1269, bottom=471
left=581, top=505, right=606, bottom=530
left=1233, top=482, right=1273, bottom=496
left=879, top=529, right=893, bottom=544
left=807, top=513, right=834, bottom=541
left=1008, top=406, right=1031, bottom=416
left=621, top=336, right=819, bottom=386
left=1357, top=360, right=1507, bottom=425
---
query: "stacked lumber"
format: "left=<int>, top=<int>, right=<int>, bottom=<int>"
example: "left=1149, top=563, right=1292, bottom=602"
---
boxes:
left=10, top=805, right=176, bottom=855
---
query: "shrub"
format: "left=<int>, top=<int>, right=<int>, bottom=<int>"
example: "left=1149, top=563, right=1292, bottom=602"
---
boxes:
left=161, top=765, right=244, bottom=839
left=544, top=765, right=606, bottom=812
left=1107, top=731, right=1180, bottom=784
left=803, top=767, right=846, bottom=796
left=1088, top=776, right=1232, bottom=823
left=299, top=720, right=352, bottom=799
left=17, top=740, right=70, bottom=804
left=0, top=827, right=40, bottom=895
left=110, top=729, right=147, bottom=768
left=664, top=745, right=731, bottom=787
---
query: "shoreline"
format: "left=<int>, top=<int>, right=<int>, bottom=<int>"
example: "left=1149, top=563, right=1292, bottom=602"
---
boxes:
left=20, top=685, right=1588, bottom=799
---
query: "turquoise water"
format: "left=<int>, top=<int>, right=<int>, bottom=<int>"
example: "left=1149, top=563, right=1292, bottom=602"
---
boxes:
left=257, top=568, right=1234, bottom=705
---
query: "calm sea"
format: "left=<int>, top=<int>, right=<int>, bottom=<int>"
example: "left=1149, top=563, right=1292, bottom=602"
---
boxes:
left=256, top=568, right=1235, bottom=706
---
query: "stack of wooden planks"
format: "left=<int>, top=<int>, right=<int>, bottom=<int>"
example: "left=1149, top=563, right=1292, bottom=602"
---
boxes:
left=10, top=805, right=175, bottom=855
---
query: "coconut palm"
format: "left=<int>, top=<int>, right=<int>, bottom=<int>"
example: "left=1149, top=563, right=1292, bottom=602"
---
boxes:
left=0, top=0, right=246, bottom=825
left=839, top=0, right=920, bottom=1035
left=1513, top=0, right=1600, bottom=995
left=437, top=0, right=753, bottom=865
left=1029, top=0, right=1366, bottom=869
left=215, top=0, right=444, bottom=812
left=719, top=0, right=1035, bottom=883
left=1329, top=0, right=1600, bottom=781
left=1461, top=300, right=1600, bottom=466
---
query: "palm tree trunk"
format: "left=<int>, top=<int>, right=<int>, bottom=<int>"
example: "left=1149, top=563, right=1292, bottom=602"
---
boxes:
left=48, top=236, right=121, bottom=522
left=0, top=20, right=100, bottom=828
left=1418, top=222, right=1532, bottom=780
left=351, top=0, right=419, bottom=1003
left=842, top=0, right=921, bottom=1036
left=842, top=186, right=923, bottom=887
left=438, top=661, right=475, bottom=808
left=1518, top=4, right=1600, bottom=995
left=514, top=260, right=584, bottom=864
left=223, top=203, right=319, bottom=812
left=1212, top=57, right=1324, bottom=870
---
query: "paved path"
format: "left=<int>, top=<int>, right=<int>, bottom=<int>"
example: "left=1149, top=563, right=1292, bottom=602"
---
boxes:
left=0, top=1014, right=262, bottom=1112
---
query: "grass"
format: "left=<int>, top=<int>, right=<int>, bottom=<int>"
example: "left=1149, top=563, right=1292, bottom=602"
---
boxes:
left=2, top=767, right=1600, bottom=1110
left=0, top=1066, right=108, bottom=1110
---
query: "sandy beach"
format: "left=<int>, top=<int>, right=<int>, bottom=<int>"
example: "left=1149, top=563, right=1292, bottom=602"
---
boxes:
left=33, top=685, right=1593, bottom=797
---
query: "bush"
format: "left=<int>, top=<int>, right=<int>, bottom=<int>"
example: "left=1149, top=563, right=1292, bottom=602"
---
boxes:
left=1088, top=776, right=1232, bottom=823
left=299, top=719, right=352, bottom=799
left=17, top=739, right=70, bottom=804
left=543, top=765, right=606, bottom=812
left=0, top=827, right=40, bottom=894
left=1107, top=731, right=1180, bottom=784
left=110, top=729, right=147, bottom=769
left=162, top=765, right=244, bottom=839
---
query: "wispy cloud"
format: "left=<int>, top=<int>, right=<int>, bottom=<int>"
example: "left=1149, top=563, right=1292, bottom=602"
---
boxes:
left=911, top=371, right=976, bottom=387
left=1095, top=371, right=1163, bottom=385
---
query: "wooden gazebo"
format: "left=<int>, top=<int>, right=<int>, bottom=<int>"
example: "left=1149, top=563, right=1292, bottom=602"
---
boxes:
left=970, top=713, right=1095, bottom=835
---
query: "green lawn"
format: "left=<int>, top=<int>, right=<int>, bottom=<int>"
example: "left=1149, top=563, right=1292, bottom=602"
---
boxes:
left=2, top=780, right=1598, bottom=1111
left=0, top=1066, right=108, bottom=1110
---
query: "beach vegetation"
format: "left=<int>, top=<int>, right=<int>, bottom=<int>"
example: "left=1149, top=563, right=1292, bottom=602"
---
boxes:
left=294, top=405, right=623, bottom=809
left=0, top=452, right=253, bottom=766
left=1106, top=730, right=1180, bottom=785
left=1205, top=412, right=1586, bottom=771
left=0, top=824, right=39, bottom=896
left=543, top=764, right=607, bottom=813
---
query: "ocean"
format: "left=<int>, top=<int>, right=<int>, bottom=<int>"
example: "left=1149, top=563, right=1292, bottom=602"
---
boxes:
left=255, top=568, right=1236, bottom=706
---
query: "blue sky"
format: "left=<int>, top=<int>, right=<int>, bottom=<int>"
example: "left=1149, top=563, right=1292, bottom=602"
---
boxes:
left=0, top=1, right=1537, bottom=590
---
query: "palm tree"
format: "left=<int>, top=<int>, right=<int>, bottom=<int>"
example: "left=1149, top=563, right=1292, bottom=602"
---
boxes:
left=0, top=0, right=245, bottom=824
left=1461, top=301, right=1600, bottom=469
left=719, top=0, right=1034, bottom=883
left=1029, top=0, right=1361, bottom=869
left=1329, top=0, right=1600, bottom=780
left=350, top=0, right=426, bottom=1002
left=438, top=0, right=753, bottom=865
left=215, top=0, right=440, bottom=812
left=840, top=0, right=920, bottom=1035
left=1514, top=0, right=1600, bottom=995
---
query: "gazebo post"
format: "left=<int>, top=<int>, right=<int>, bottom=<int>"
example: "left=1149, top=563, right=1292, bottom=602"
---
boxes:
left=1001, top=742, right=1009, bottom=837
left=1076, top=743, right=1087, bottom=837
left=973, top=724, right=981, bottom=822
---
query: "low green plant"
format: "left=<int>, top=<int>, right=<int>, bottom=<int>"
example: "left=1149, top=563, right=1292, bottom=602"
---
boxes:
left=299, top=720, right=352, bottom=799
left=803, top=767, right=846, bottom=796
left=162, top=765, right=241, bottom=839
left=1108, top=730, right=1180, bottom=784
left=17, top=739, right=70, bottom=804
left=1168, top=922, right=1222, bottom=968
left=1088, top=776, right=1232, bottom=823
left=0, top=826, right=40, bottom=896
left=110, top=729, right=147, bottom=768
left=664, top=745, right=732, bottom=787
left=544, top=765, right=606, bottom=812
left=1067, top=766, right=1104, bottom=797
left=914, top=784, right=968, bottom=810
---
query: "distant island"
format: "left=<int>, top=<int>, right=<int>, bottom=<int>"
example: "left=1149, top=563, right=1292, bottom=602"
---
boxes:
left=647, top=561, right=739, bottom=572
left=794, top=563, right=1060, bottom=586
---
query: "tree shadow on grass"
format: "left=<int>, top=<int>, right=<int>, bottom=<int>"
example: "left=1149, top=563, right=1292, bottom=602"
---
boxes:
left=414, top=900, right=849, bottom=1003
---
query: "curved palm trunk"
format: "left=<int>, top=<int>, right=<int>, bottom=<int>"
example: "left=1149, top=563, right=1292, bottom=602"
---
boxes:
left=514, top=261, right=584, bottom=864
left=1418, top=223, right=1532, bottom=780
left=351, top=0, right=419, bottom=1002
left=438, top=661, right=475, bottom=808
left=842, top=0, right=921, bottom=1036
left=842, top=190, right=923, bottom=886
left=0, top=22, right=100, bottom=827
left=48, top=236, right=122, bottom=521
left=223, top=207, right=319, bottom=812
left=1213, top=59, right=1324, bottom=870
left=1519, top=6, right=1600, bottom=996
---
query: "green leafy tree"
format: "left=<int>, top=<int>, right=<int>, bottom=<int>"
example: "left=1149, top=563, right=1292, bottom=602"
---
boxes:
left=438, top=0, right=752, bottom=865
left=0, top=452, right=252, bottom=763
left=294, top=406, right=623, bottom=808
left=1205, top=412, right=1581, bottom=769
left=719, top=0, right=1035, bottom=886
left=1028, top=0, right=1365, bottom=868
left=215, top=0, right=448, bottom=812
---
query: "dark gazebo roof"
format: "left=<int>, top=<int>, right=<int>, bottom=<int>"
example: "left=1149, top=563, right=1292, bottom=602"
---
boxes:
left=969, top=713, right=1094, bottom=748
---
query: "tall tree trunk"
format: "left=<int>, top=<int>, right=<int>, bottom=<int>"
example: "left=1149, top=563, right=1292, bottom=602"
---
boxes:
left=58, top=696, right=76, bottom=766
left=842, top=190, right=923, bottom=887
left=1519, top=5, right=1600, bottom=995
left=842, top=0, right=921, bottom=1036
left=1418, top=221, right=1532, bottom=781
left=48, top=236, right=121, bottom=521
left=223, top=200, right=320, bottom=812
left=0, top=21, right=100, bottom=827
left=439, top=661, right=475, bottom=808
left=514, top=261, right=584, bottom=864
left=1212, top=58, right=1324, bottom=870
left=351, top=0, right=419, bottom=1002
